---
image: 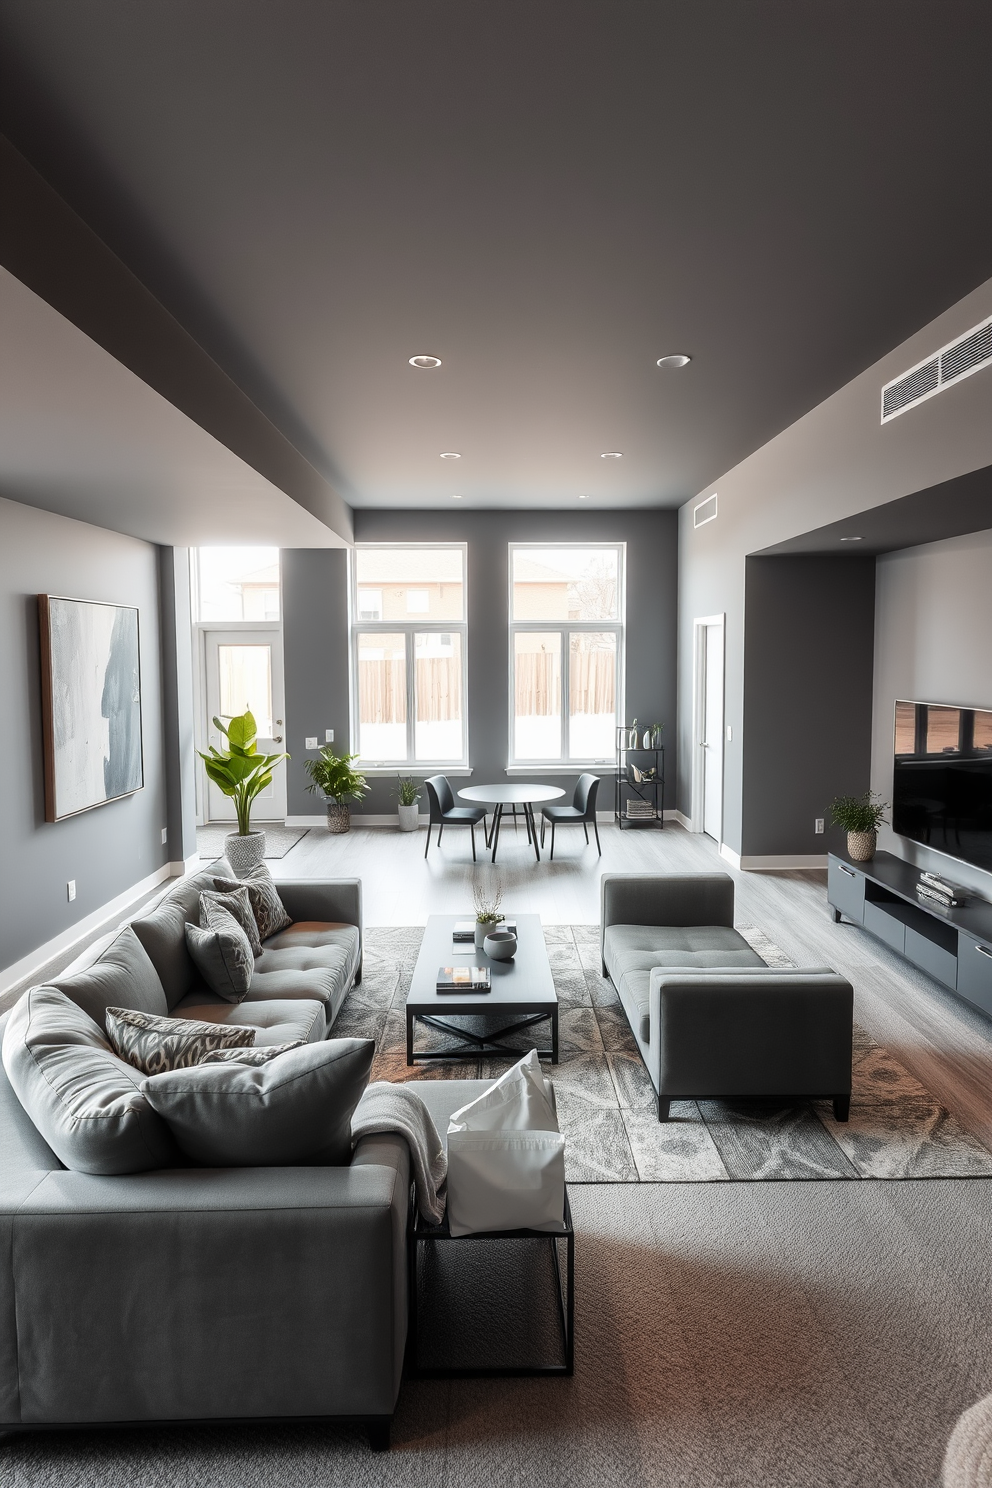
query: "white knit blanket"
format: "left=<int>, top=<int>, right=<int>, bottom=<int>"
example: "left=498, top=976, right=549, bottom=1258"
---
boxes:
left=351, top=1082, right=447, bottom=1224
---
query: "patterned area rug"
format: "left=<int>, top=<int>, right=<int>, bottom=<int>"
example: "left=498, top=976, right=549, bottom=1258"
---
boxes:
left=336, top=925, right=992, bottom=1183
left=195, top=824, right=309, bottom=860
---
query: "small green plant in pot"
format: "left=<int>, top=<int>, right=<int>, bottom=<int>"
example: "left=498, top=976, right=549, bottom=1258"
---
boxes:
left=394, top=776, right=421, bottom=832
left=472, top=877, right=504, bottom=949
left=829, top=790, right=888, bottom=862
left=304, top=745, right=368, bottom=833
left=198, top=709, right=289, bottom=873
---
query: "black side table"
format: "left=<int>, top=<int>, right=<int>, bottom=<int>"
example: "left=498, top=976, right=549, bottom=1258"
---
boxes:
left=406, top=1188, right=574, bottom=1378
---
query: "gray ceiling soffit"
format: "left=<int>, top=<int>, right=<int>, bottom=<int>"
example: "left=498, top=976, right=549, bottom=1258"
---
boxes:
left=753, top=465, right=992, bottom=558
left=0, top=135, right=352, bottom=543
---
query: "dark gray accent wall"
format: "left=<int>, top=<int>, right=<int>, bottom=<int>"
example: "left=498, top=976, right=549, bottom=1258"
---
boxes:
left=158, top=546, right=198, bottom=863
left=741, top=557, right=875, bottom=858
left=0, top=497, right=169, bottom=974
left=281, top=509, right=677, bottom=818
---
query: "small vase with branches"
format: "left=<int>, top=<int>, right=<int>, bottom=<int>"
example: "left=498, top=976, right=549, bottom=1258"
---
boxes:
left=472, top=878, right=505, bottom=948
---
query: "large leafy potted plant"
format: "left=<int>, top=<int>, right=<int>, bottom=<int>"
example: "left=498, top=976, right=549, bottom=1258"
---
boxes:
left=305, top=745, right=369, bottom=833
left=198, top=709, right=289, bottom=873
left=829, top=790, right=888, bottom=863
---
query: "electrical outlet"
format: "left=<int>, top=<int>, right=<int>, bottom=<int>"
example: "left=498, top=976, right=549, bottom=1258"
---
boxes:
left=814, top=818, right=824, bottom=834
left=67, top=880, right=76, bottom=902
left=325, top=728, right=334, bottom=743
left=161, top=827, right=168, bottom=845
left=305, top=736, right=318, bottom=749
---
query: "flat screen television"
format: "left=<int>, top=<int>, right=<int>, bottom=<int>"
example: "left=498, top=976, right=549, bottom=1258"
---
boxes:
left=892, top=701, right=992, bottom=874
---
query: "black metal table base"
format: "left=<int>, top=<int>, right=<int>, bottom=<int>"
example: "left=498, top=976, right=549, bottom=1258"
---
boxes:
left=407, top=1007, right=559, bottom=1063
left=484, top=801, right=543, bottom=863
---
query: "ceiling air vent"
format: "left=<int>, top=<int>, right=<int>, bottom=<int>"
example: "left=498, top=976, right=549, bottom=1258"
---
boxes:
left=693, top=492, right=717, bottom=528
left=881, top=313, right=992, bottom=424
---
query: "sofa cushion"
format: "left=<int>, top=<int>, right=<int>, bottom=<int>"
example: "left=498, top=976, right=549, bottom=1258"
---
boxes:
left=201, top=885, right=262, bottom=956
left=200, top=1041, right=304, bottom=1066
left=131, top=868, right=227, bottom=1009
left=230, top=863, right=292, bottom=940
left=105, top=1006, right=256, bottom=1075
left=43, top=926, right=169, bottom=1026
left=604, top=924, right=766, bottom=1044
left=143, top=1038, right=375, bottom=1166
left=170, top=994, right=326, bottom=1046
left=244, top=926, right=360, bottom=1025
left=1, top=987, right=177, bottom=1174
left=185, top=911, right=255, bottom=1003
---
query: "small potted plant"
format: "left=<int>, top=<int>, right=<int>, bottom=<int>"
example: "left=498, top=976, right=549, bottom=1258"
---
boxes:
left=472, top=878, right=505, bottom=949
left=304, top=745, right=369, bottom=833
left=395, top=776, right=421, bottom=832
left=198, top=709, right=289, bottom=873
left=829, top=790, right=888, bottom=862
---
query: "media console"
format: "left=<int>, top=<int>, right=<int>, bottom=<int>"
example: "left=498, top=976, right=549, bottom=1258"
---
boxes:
left=828, top=850, right=992, bottom=1018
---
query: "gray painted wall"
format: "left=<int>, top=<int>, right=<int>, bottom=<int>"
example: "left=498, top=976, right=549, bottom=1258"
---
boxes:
left=871, top=528, right=992, bottom=897
left=678, top=272, right=992, bottom=856
left=158, top=545, right=198, bottom=864
left=741, top=556, right=875, bottom=858
left=282, top=509, right=678, bottom=819
left=0, top=496, right=169, bottom=973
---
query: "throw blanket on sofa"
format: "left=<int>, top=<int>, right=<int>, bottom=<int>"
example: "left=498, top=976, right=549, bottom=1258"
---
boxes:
left=352, top=1082, right=447, bottom=1224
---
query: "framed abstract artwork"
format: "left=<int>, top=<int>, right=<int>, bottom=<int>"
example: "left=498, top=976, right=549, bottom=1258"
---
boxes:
left=38, top=595, right=145, bottom=821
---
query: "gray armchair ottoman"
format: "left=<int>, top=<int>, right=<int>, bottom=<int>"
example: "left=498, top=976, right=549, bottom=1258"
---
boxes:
left=601, top=873, right=854, bottom=1122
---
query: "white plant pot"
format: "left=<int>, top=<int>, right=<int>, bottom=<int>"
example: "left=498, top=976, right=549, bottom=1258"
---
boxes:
left=224, top=830, right=266, bottom=875
left=475, top=919, right=502, bottom=948
left=397, top=803, right=420, bottom=832
left=326, top=803, right=351, bottom=834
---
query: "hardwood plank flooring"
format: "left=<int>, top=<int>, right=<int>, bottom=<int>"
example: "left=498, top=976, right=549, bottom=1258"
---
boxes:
left=270, top=819, right=992, bottom=1149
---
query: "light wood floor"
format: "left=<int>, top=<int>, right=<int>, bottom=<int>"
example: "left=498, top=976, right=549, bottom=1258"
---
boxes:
left=270, top=818, right=992, bottom=1149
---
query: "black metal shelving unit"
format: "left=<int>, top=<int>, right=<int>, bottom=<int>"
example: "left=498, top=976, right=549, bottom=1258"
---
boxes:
left=614, top=725, right=664, bottom=829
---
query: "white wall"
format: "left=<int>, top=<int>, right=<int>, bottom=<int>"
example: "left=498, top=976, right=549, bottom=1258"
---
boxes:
left=872, top=528, right=992, bottom=895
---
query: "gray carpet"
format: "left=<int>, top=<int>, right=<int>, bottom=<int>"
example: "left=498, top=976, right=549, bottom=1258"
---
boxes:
left=5, top=1179, right=992, bottom=1487
left=342, top=925, right=992, bottom=1183
left=195, top=824, right=309, bottom=860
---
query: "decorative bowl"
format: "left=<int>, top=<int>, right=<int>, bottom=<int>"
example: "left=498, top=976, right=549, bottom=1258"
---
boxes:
left=484, top=930, right=517, bottom=961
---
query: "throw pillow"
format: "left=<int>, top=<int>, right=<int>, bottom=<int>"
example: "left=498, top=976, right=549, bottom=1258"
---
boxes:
left=200, top=886, right=262, bottom=956
left=185, top=907, right=254, bottom=1002
left=105, top=1006, right=256, bottom=1075
left=198, top=1041, right=304, bottom=1067
left=1, top=987, right=178, bottom=1174
left=220, top=863, right=292, bottom=941
left=43, top=926, right=169, bottom=1026
left=143, top=1038, right=375, bottom=1166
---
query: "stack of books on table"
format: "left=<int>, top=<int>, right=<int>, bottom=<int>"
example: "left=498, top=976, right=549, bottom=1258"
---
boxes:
left=452, top=920, right=516, bottom=943
left=916, top=871, right=968, bottom=910
left=436, top=966, right=491, bottom=994
left=625, top=800, right=656, bottom=820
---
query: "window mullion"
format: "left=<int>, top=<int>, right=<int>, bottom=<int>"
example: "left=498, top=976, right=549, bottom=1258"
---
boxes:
left=406, top=627, right=416, bottom=764
left=560, top=626, right=569, bottom=762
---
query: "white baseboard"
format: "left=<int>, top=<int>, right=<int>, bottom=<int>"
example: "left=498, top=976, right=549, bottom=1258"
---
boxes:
left=720, top=844, right=827, bottom=871
left=285, top=815, right=331, bottom=827
left=666, top=810, right=691, bottom=828
left=0, top=861, right=183, bottom=999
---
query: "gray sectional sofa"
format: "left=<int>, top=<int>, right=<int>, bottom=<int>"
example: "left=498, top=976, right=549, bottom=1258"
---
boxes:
left=601, top=873, right=854, bottom=1121
left=0, top=865, right=416, bottom=1450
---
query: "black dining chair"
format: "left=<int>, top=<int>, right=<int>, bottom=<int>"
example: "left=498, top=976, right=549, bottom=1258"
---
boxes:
left=423, top=775, right=487, bottom=860
left=540, top=773, right=602, bottom=859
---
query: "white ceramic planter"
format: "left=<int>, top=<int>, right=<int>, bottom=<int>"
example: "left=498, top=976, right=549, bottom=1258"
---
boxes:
left=847, top=830, right=877, bottom=862
left=397, top=803, right=420, bottom=832
left=475, top=919, right=502, bottom=948
left=224, top=830, right=266, bottom=874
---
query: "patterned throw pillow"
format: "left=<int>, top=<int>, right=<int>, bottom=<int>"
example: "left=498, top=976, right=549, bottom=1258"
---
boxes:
left=215, top=863, right=291, bottom=941
left=200, top=886, right=262, bottom=956
left=185, top=906, right=255, bottom=1003
left=105, top=1006, right=255, bottom=1076
left=198, top=1041, right=305, bottom=1067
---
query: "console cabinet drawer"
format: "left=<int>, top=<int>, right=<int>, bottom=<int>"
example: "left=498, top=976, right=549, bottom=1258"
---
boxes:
left=864, top=902, right=905, bottom=953
left=904, top=927, right=957, bottom=990
left=828, top=858, right=864, bottom=924
left=958, top=934, right=992, bottom=1017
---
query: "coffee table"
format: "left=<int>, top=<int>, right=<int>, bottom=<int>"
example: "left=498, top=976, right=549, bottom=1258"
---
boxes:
left=406, top=914, right=558, bottom=1064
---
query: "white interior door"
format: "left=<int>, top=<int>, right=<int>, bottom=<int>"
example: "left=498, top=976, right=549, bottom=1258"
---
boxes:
left=701, top=623, right=724, bottom=841
left=202, top=630, right=287, bottom=822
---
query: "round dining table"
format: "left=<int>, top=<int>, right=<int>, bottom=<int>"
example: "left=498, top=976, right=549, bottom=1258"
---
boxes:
left=458, top=783, right=565, bottom=863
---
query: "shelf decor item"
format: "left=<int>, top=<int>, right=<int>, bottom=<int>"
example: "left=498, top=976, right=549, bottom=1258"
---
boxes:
left=473, top=879, right=505, bottom=948
left=197, top=708, right=289, bottom=872
left=395, top=775, right=421, bottom=831
left=615, top=723, right=664, bottom=830
left=628, top=718, right=639, bottom=749
left=829, top=790, right=888, bottom=862
left=304, top=745, right=369, bottom=833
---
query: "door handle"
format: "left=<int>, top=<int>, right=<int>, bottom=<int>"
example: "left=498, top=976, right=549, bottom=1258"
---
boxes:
left=977, top=945, right=992, bottom=960
left=839, top=865, right=856, bottom=878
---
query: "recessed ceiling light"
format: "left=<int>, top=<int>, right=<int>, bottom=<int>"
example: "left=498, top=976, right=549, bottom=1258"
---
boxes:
left=440, top=452, right=461, bottom=459
left=579, top=494, right=590, bottom=500
left=601, top=451, right=622, bottom=459
left=451, top=493, right=462, bottom=499
left=409, top=355, right=441, bottom=369
left=656, top=354, right=691, bottom=369
left=840, top=536, right=863, bottom=541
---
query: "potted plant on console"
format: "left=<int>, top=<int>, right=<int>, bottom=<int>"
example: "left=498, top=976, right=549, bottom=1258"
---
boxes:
left=305, top=745, right=369, bottom=834
left=198, top=708, right=290, bottom=873
left=829, top=789, right=888, bottom=863
left=395, top=776, right=421, bottom=832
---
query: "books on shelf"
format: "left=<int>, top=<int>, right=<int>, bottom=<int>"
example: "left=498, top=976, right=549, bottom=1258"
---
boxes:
left=916, top=870, right=968, bottom=909
left=436, top=966, right=491, bottom=994
left=452, top=920, right=516, bottom=943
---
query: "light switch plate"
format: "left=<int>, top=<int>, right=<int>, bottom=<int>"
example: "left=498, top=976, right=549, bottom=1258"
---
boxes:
left=814, top=818, right=824, bottom=834
left=726, top=725, right=733, bottom=742
left=305, top=736, right=318, bottom=749
left=325, top=729, right=334, bottom=743
left=161, top=827, right=168, bottom=845
left=67, top=880, right=76, bottom=902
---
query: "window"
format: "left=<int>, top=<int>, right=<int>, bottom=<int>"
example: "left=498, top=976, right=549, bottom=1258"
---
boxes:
left=193, top=547, right=280, bottom=622
left=509, top=545, right=623, bottom=764
left=352, top=546, right=467, bottom=765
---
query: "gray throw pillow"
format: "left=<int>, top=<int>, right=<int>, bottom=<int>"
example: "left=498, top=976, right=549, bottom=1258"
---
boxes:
left=142, top=1038, right=375, bottom=1166
left=1, top=987, right=177, bottom=1175
left=200, top=886, right=262, bottom=956
left=105, top=1006, right=256, bottom=1075
left=198, top=1041, right=304, bottom=1067
left=225, top=863, right=292, bottom=941
left=44, top=926, right=169, bottom=1026
left=185, top=907, right=254, bottom=1002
